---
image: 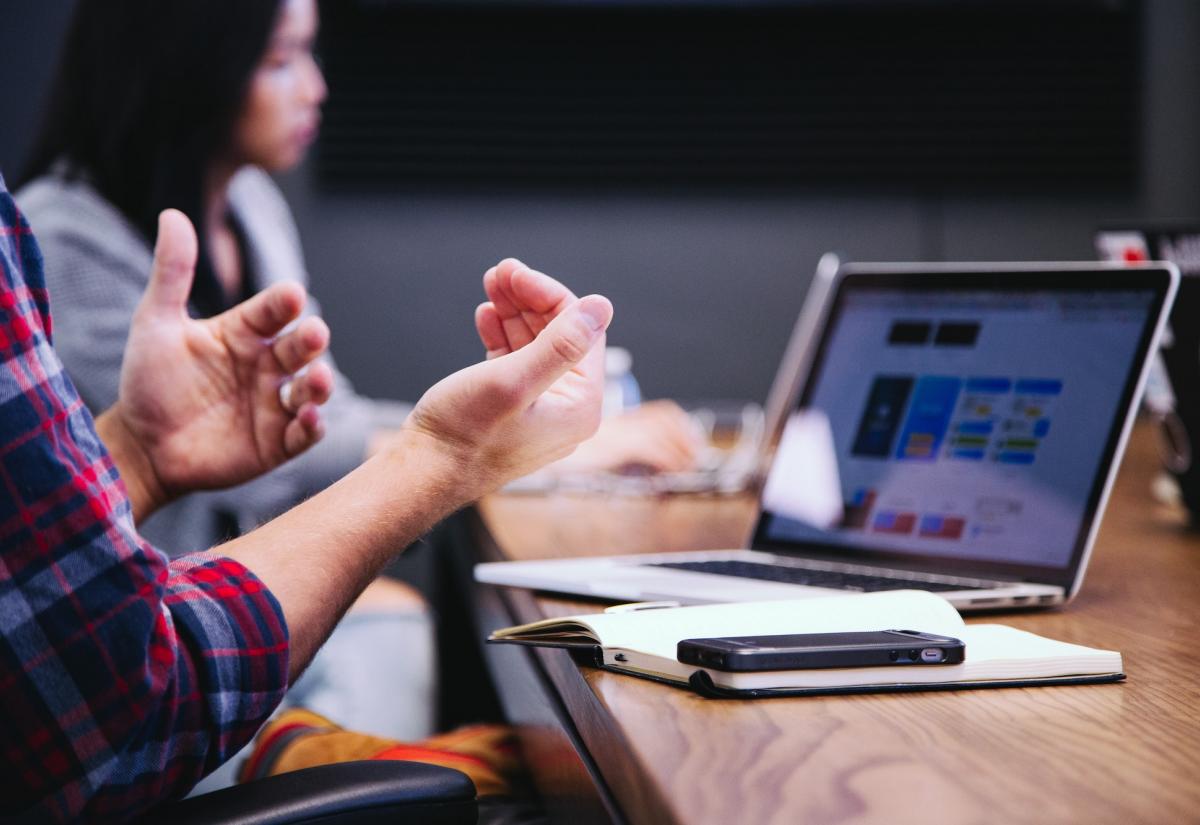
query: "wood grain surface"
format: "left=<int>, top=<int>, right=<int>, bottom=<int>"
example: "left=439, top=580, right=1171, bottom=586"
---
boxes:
left=477, top=422, right=1200, bottom=825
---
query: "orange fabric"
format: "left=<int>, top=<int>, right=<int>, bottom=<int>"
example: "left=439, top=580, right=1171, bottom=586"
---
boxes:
left=240, top=709, right=520, bottom=797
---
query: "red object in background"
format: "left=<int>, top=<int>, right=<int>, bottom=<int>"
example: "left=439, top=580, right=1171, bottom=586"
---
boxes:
left=919, top=516, right=967, bottom=540
left=872, top=511, right=917, bottom=535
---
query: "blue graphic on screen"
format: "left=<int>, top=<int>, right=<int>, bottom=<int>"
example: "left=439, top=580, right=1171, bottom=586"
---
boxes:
left=993, top=378, right=1063, bottom=465
left=893, top=377, right=961, bottom=461
left=850, top=376, right=913, bottom=458
left=949, top=393, right=995, bottom=461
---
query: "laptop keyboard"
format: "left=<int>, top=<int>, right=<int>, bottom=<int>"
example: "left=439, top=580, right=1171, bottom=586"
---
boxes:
left=649, top=560, right=988, bottom=593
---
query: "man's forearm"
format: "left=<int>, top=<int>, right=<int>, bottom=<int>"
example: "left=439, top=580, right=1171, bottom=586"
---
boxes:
left=219, top=429, right=469, bottom=680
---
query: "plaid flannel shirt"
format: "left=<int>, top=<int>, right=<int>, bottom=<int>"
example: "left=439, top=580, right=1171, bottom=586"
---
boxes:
left=0, top=175, right=290, bottom=822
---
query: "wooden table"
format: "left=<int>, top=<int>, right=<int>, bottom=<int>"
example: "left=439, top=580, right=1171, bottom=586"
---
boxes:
left=469, top=422, right=1200, bottom=825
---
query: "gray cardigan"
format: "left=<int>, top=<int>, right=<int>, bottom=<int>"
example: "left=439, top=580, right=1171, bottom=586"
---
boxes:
left=18, top=167, right=410, bottom=555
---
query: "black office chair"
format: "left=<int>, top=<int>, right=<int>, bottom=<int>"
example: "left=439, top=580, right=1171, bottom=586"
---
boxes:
left=145, top=760, right=478, bottom=825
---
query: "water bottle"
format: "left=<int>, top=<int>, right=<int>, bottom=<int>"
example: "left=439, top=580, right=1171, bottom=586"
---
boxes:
left=603, top=346, right=641, bottom=418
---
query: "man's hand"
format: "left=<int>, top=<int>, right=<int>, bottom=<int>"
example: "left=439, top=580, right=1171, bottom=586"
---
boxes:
left=225, top=258, right=609, bottom=674
left=477, top=260, right=700, bottom=476
left=401, top=259, right=612, bottom=498
left=97, top=210, right=334, bottom=521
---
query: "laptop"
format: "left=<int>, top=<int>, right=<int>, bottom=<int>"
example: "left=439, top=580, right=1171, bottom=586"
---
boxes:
left=477, top=260, right=1179, bottom=611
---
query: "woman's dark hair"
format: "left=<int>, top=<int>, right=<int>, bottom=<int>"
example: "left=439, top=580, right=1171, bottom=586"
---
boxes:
left=20, top=0, right=284, bottom=313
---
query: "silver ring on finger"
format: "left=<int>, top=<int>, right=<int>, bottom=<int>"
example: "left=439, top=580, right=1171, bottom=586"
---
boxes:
left=278, top=379, right=295, bottom=413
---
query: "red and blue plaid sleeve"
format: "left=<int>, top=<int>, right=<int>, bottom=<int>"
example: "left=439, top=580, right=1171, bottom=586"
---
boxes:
left=0, top=177, right=290, bottom=822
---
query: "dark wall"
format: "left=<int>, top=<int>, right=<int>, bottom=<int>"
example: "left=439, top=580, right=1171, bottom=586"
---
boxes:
left=0, top=0, right=74, bottom=182
left=4, top=0, right=1199, bottom=406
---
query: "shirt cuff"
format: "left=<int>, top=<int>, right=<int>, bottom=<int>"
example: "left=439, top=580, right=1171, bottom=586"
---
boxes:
left=164, top=553, right=290, bottom=768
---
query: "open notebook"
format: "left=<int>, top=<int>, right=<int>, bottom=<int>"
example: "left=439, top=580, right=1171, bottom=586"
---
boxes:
left=488, top=590, right=1124, bottom=698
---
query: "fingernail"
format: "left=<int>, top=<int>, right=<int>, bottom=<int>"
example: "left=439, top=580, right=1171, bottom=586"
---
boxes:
left=578, top=295, right=611, bottom=332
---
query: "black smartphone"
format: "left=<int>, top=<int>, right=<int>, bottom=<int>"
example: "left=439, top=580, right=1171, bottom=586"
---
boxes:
left=676, top=629, right=965, bottom=672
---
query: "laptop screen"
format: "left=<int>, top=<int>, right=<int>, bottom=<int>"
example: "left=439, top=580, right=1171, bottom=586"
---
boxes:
left=754, top=268, right=1172, bottom=585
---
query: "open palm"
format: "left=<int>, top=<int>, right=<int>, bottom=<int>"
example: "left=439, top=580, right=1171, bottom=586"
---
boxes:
left=115, top=210, right=333, bottom=497
left=404, top=259, right=611, bottom=494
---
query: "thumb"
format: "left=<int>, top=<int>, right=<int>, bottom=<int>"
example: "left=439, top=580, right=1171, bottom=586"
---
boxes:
left=504, top=294, right=613, bottom=398
left=142, top=209, right=198, bottom=317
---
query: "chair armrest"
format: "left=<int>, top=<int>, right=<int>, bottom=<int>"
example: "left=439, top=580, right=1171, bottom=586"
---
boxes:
left=146, top=760, right=477, bottom=825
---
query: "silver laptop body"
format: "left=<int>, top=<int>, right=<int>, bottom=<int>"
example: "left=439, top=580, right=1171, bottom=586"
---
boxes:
left=477, top=260, right=1179, bottom=611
